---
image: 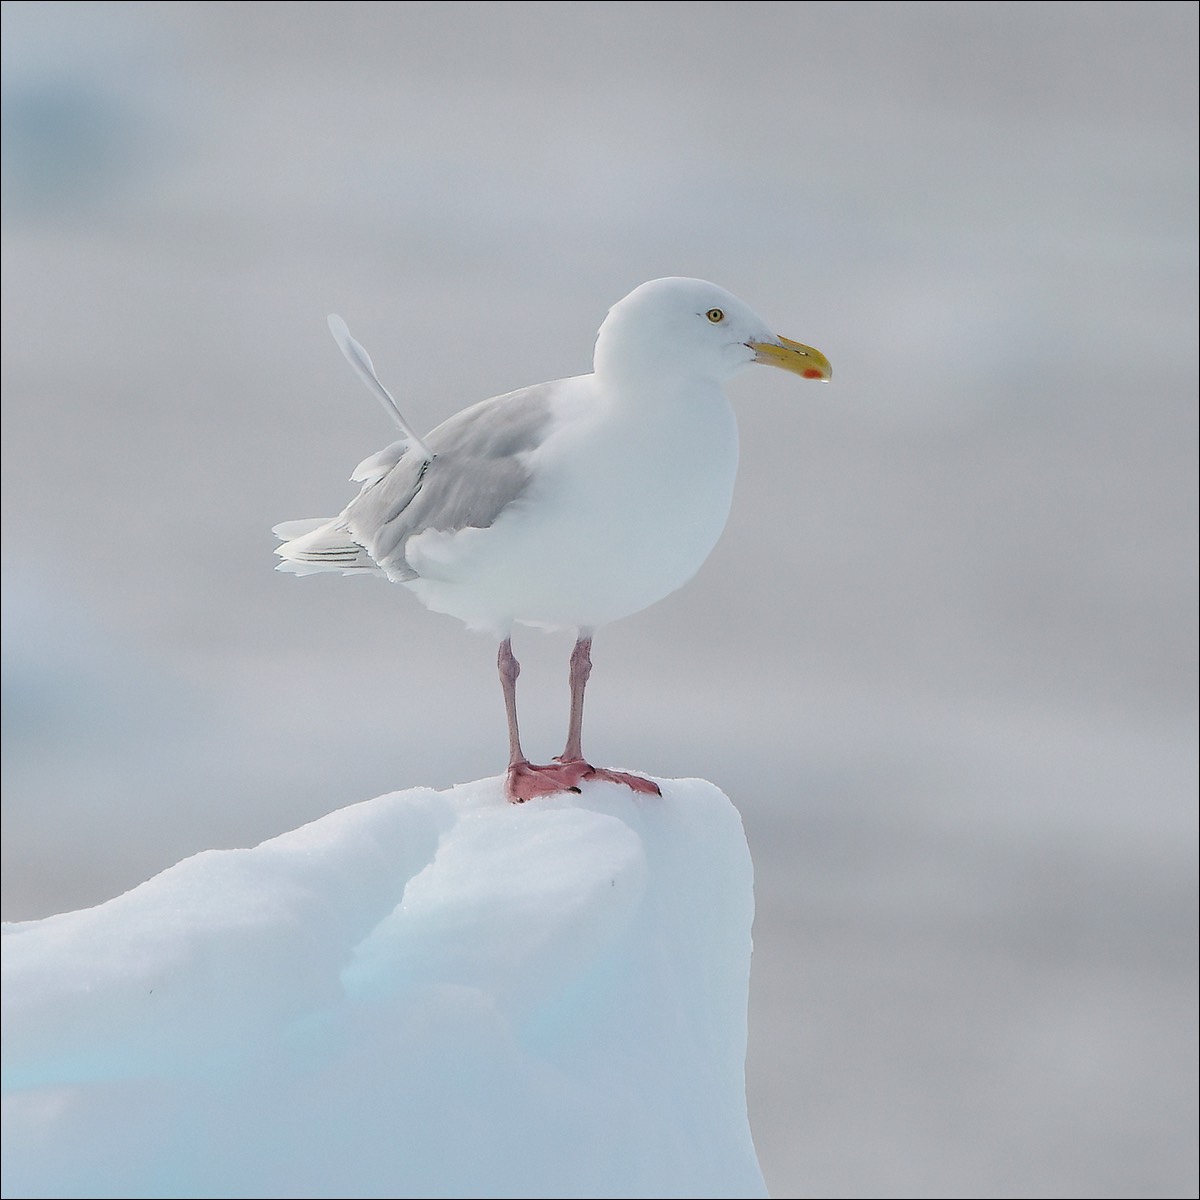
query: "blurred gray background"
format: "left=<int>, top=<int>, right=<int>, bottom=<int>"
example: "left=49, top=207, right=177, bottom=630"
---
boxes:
left=2, top=3, right=1196, bottom=1197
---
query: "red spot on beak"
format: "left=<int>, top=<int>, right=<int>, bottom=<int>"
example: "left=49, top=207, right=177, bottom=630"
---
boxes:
left=802, top=368, right=824, bottom=380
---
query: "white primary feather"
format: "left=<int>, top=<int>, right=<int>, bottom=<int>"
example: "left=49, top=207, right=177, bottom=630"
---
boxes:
left=327, top=314, right=434, bottom=462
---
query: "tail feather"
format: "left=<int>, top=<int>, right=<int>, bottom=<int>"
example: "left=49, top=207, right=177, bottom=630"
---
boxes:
left=273, top=518, right=382, bottom=577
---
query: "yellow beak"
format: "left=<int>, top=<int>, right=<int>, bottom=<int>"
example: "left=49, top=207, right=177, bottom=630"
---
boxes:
left=751, top=335, right=832, bottom=382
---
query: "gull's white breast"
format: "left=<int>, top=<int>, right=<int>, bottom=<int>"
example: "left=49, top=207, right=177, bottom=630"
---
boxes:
left=404, top=375, right=740, bottom=634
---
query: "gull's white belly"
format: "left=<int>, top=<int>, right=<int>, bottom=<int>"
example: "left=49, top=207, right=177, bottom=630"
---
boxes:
left=405, top=393, right=740, bottom=634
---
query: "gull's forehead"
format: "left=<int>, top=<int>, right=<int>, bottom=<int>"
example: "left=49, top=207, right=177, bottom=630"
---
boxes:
left=613, top=279, right=764, bottom=337
left=627, top=277, right=739, bottom=311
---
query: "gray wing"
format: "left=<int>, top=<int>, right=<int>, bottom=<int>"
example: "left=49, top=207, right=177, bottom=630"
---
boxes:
left=342, top=382, right=556, bottom=579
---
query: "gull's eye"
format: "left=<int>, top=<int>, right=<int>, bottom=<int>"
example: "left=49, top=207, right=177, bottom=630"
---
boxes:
left=706, top=308, right=724, bottom=323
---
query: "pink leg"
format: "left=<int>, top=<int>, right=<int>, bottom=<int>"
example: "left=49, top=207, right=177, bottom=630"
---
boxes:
left=499, top=638, right=524, bottom=768
left=500, top=633, right=660, bottom=803
left=560, top=633, right=592, bottom=763
left=555, top=633, right=661, bottom=797
left=501, top=638, right=588, bottom=803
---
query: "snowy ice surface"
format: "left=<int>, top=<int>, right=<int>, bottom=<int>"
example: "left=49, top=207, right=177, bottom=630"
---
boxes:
left=2, top=776, right=765, bottom=1200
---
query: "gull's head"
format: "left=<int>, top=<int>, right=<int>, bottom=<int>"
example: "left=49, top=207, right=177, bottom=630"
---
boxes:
left=593, top=276, right=831, bottom=387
